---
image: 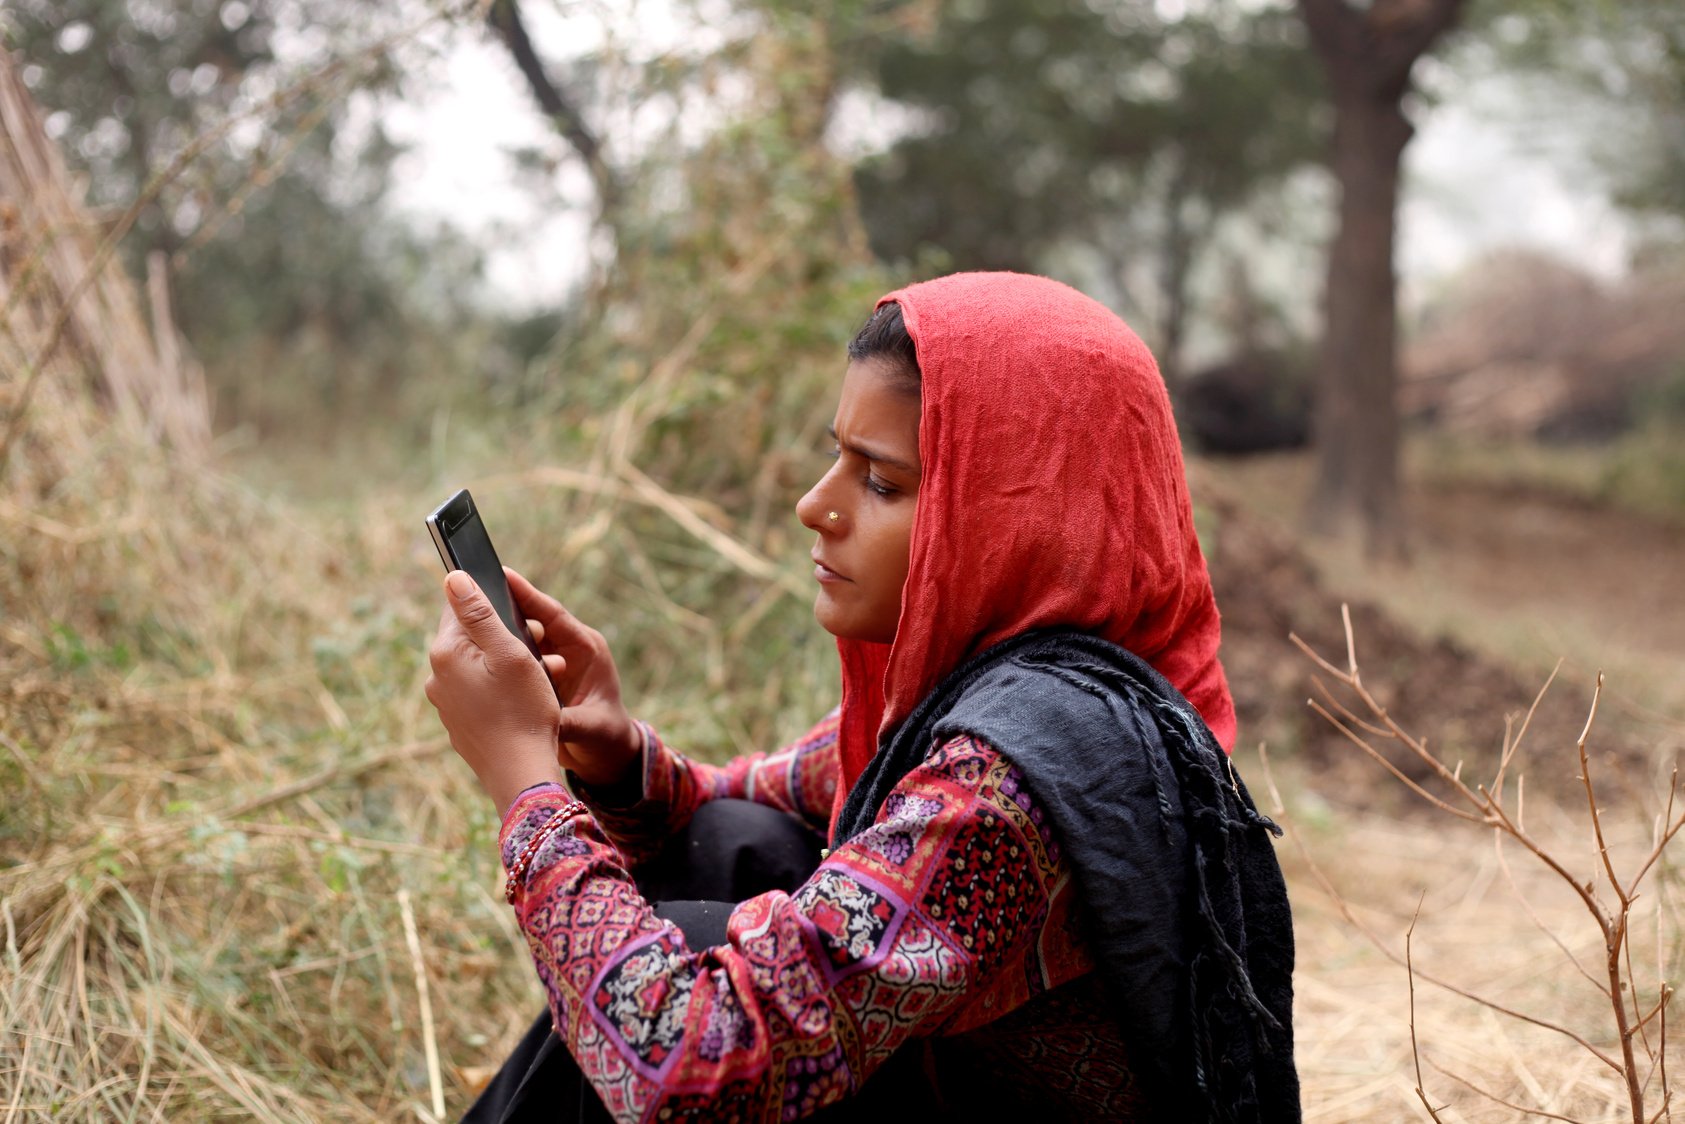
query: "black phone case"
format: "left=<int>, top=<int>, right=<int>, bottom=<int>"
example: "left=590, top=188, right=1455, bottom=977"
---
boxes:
left=425, top=489, right=544, bottom=661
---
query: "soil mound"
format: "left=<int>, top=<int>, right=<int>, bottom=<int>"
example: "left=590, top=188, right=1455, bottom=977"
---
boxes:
left=1200, top=486, right=1644, bottom=803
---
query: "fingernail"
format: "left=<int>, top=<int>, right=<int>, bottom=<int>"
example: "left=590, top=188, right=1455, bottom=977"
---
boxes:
left=446, top=571, right=472, bottom=599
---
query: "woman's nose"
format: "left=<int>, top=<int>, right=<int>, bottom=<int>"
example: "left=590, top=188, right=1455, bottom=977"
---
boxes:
left=796, top=467, right=838, bottom=533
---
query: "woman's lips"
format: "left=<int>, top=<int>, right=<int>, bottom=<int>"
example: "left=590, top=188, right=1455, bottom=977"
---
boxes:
left=812, top=556, right=848, bottom=583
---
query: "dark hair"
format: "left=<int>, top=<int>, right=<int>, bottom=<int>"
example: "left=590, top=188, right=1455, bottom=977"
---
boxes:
left=847, top=301, right=921, bottom=388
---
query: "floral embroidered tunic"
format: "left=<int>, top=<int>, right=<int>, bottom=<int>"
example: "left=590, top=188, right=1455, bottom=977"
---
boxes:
left=499, top=710, right=1141, bottom=1122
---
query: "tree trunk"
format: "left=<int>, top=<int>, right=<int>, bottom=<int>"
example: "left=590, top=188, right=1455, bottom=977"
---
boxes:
left=1307, top=91, right=1411, bottom=557
left=1157, top=152, right=1196, bottom=390
left=1296, top=0, right=1466, bottom=559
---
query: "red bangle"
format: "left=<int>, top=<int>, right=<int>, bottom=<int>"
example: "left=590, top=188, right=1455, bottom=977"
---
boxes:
left=504, top=800, right=588, bottom=903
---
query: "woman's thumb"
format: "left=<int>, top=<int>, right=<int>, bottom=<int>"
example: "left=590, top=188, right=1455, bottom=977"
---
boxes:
left=445, top=571, right=501, bottom=640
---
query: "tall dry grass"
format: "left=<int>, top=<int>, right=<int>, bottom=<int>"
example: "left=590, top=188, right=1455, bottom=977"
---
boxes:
left=0, top=337, right=865, bottom=1119
left=2, top=30, right=881, bottom=1117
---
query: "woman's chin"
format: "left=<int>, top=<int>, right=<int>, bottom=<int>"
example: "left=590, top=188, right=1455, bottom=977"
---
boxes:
left=812, top=593, right=896, bottom=645
left=811, top=591, right=847, bottom=638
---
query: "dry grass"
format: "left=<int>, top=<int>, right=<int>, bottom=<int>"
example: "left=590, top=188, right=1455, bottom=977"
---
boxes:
left=3, top=336, right=1679, bottom=1121
left=1278, top=611, right=1683, bottom=1123
left=7, top=381, right=1677, bottom=1120
left=0, top=212, right=850, bottom=1118
left=1287, top=782, right=1683, bottom=1122
left=4, top=303, right=1679, bottom=1122
left=1288, top=798, right=1672, bottom=1122
left=4, top=15, right=1679, bottom=1115
left=3, top=376, right=507, bottom=1119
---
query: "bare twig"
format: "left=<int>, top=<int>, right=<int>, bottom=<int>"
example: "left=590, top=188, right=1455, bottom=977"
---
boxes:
left=1406, top=892, right=1447, bottom=1122
left=1579, top=674, right=1623, bottom=902
left=1494, top=659, right=1561, bottom=798
left=1306, top=696, right=1483, bottom=822
left=1625, top=810, right=1685, bottom=902
left=1493, top=831, right=1607, bottom=995
left=1289, top=630, right=1481, bottom=809
left=1430, top=1061, right=1584, bottom=1122
left=1634, top=987, right=1674, bottom=1034
left=1310, top=674, right=1395, bottom=740
left=1341, top=602, right=1359, bottom=681
left=1293, top=621, right=1685, bottom=1119
left=1658, top=1000, right=1670, bottom=1123
left=397, top=889, right=445, bottom=1122
left=1570, top=672, right=1650, bottom=1123
left=1285, top=823, right=1623, bottom=1071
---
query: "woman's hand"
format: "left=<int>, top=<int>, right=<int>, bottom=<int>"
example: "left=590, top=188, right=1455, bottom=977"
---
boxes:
left=425, top=568, right=642, bottom=816
left=425, top=570, right=566, bottom=817
left=502, top=567, right=641, bottom=790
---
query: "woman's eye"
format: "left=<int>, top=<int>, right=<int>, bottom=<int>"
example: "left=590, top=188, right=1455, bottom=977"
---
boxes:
left=865, top=475, right=896, bottom=497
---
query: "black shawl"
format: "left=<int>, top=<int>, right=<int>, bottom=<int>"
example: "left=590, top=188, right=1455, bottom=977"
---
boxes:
left=832, top=630, right=1299, bottom=1124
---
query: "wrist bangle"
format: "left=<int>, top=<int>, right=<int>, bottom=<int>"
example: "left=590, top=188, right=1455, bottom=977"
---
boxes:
left=505, top=800, right=588, bottom=903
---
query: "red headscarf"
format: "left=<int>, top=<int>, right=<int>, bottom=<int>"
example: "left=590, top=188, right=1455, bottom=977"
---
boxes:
left=831, top=272, right=1235, bottom=830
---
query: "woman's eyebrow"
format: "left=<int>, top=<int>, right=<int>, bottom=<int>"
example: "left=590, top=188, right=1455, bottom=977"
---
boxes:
left=826, top=425, right=919, bottom=473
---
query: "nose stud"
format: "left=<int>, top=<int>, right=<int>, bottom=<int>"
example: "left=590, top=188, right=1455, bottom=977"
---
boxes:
left=827, top=511, right=840, bottom=523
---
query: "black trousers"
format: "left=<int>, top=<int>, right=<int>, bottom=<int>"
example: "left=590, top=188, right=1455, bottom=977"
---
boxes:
left=461, top=800, right=946, bottom=1123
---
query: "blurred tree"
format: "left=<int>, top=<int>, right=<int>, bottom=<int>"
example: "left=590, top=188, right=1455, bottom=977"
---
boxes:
left=0, top=0, right=480, bottom=429
left=850, top=0, right=1325, bottom=384
left=1296, top=0, right=1467, bottom=557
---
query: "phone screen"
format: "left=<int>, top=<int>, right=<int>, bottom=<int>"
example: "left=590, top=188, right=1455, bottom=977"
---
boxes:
left=427, top=490, right=542, bottom=660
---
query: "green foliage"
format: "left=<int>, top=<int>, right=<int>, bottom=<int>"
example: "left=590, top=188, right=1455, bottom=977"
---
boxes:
left=1597, top=416, right=1685, bottom=521
left=0, top=4, right=1053, bottom=1116
left=849, top=0, right=1326, bottom=369
left=1465, top=0, right=1685, bottom=224
left=46, top=621, right=134, bottom=671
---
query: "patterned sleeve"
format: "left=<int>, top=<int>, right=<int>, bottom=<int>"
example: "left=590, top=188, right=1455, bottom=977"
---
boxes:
left=580, top=710, right=841, bottom=864
left=499, top=734, right=1087, bottom=1123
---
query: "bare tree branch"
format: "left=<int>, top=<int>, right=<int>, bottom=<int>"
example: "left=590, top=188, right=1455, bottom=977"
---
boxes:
left=487, top=0, right=620, bottom=213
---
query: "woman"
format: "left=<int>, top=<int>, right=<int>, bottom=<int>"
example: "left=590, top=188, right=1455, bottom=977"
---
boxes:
left=426, top=272, right=1298, bottom=1123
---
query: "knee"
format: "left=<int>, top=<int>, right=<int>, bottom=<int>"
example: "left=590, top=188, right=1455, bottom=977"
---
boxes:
left=688, top=798, right=809, bottom=851
left=648, top=800, right=822, bottom=901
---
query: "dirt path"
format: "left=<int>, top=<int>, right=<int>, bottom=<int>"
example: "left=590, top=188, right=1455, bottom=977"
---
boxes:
left=1198, top=452, right=1685, bottom=770
left=1411, top=483, right=1685, bottom=695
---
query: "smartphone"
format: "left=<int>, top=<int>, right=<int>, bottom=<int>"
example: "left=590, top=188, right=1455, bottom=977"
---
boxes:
left=425, top=489, right=544, bottom=661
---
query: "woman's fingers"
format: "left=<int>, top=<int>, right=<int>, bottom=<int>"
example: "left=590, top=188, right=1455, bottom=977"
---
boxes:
left=527, top=618, right=545, bottom=645
left=501, top=566, right=635, bottom=786
left=541, top=653, right=570, bottom=696
left=505, top=567, right=594, bottom=650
